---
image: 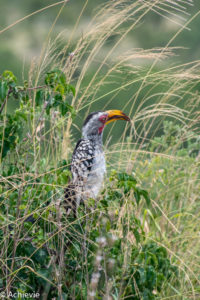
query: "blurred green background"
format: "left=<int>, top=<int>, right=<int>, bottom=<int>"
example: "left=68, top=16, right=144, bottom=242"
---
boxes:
left=1, top=0, right=200, bottom=79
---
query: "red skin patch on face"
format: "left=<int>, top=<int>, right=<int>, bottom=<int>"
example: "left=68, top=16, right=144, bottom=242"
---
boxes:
left=98, top=124, right=105, bottom=134
left=98, top=114, right=108, bottom=134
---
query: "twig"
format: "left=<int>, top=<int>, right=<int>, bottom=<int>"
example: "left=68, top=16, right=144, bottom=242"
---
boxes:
left=25, top=85, right=47, bottom=91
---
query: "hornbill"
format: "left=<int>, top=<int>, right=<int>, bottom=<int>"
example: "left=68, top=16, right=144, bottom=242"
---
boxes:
left=64, top=110, right=130, bottom=215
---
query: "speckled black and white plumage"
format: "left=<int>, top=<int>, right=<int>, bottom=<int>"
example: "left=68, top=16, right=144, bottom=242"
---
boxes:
left=64, top=110, right=130, bottom=216
left=71, top=138, right=105, bottom=197
left=64, top=112, right=106, bottom=215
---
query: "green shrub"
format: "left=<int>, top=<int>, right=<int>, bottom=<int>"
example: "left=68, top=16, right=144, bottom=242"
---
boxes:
left=0, top=70, right=197, bottom=299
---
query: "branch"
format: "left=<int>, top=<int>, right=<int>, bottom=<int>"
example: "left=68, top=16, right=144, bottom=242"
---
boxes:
left=25, top=85, right=47, bottom=91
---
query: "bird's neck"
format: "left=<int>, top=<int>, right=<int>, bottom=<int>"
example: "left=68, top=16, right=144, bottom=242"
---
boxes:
left=83, top=132, right=103, bottom=145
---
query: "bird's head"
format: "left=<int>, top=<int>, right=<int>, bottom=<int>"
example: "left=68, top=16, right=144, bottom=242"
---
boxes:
left=82, top=110, right=130, bottom=139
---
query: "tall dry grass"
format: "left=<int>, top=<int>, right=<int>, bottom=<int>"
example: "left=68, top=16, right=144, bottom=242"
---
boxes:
left=0, top=0, right=199, bottom=298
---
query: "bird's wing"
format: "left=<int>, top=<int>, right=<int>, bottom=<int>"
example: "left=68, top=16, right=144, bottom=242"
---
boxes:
left=70, top=139, right=94, bottom=184
left=64, top=139, right=94, bottom=216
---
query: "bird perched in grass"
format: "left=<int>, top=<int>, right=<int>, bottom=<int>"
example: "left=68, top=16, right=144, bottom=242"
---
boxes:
left=64, top=110, right=130, bottom=216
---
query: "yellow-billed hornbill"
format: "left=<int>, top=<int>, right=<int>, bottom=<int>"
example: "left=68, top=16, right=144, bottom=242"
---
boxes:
left=64, top=110, right=130, bottom=215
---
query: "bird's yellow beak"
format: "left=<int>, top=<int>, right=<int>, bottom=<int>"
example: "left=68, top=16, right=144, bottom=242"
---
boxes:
left=105, top=110, right=130, bottom=124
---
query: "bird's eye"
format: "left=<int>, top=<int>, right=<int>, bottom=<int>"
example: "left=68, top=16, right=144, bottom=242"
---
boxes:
left=99, top=115, right=107, bottom=123
left=101, top=117, right=107, bottom=123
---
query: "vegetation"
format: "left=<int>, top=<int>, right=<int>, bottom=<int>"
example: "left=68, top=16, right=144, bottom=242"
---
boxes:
left=0, top=0, right=200, bottom=299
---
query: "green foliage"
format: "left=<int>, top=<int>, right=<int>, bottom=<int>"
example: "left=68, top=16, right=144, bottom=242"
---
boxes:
left=44, top=68, right=76, bottom=117
left=0, top=166, right=178, bottom=299
left=136, top=121, right=200, bottom=219
left=125, top=242, right=178, bottom=299
left=0, top=80, right=8, bottom=101
left=115, top=172, right=150, bottom=206
left=0, top=69, right=76, bottom=161
left=0, top=69, right=198, bottom=298
left=0, top=0, right=200, bottom=297
left=150, top=121, right=200, bottom=157
left=0, top=68, right=76, bottom=295
left=0, top=80, right=179, bottom=298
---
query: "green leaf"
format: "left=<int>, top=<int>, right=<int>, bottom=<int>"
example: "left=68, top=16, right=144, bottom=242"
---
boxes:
left=133, top=227, right=140, bottom=243
left=15, top=110, right=28, bottom=121
left=67, top=84, right=76, bottom=96
left=0, top=80, right=8, bottom=101
left=60, top=102, right=73, bottom=116
left=138, top=267, right=146, bottom=285
left=35, top=90, right=44, bottom=106
left=55, top=84, right=65, bottom=96
left=59, top=71, right=66, bottom=85
left=36, top=267, right=52, bottom=286
left=45, top=68, right=65, bottom=88
left=134, top=189, right=141, bottom=205
left=53, top=94, right=62, bottom=107
left=19, top=204, right=27, bottom=210
left=140, top=189, right=151, bottom=206
left=44, top=68, right=76, bottom=97
left=3, top=70, right=17, bottom=83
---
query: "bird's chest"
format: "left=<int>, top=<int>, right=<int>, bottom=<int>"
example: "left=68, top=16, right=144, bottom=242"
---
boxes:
left=86, top=147, right=106, bottom=197
left=92, top=148, right=106, bottom=177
